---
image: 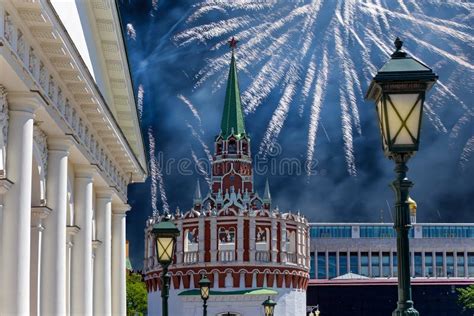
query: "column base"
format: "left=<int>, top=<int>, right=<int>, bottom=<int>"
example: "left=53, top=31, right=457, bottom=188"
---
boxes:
left=392, top=302, right=419, bottom=316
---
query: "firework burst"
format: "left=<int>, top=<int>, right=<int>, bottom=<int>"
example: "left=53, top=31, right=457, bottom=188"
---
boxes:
left=174, top=0, right=474, bottom=174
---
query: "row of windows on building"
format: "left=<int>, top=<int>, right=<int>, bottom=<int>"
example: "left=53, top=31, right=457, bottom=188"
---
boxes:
left=310, top=251, right=474, bottom=279
left=310, top=226, right=474, bottom=239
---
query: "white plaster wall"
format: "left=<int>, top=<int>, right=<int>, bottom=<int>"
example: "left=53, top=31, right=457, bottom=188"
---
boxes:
left=148, top=287, right=306, bottom=316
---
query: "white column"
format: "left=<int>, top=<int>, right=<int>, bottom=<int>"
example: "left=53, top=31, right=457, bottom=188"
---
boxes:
left=30, top=207, right=51, bottom=316
left=40, top=138, right=71, bottom=315
left=271, top=218, right=278, bottom=263
left=112, top=204, right=130, bottom=316
left=280, top=221, right=287, bottom=263
left=237, top=215, right=244, bottom=262
left=249, top=216, right=256, bottom=262
left=0, top=93, right=38, bottom=315
left=71, top=166, right=95, bottom=315
left=198, top=217, right=205, bottom=262
left=210, top=217, right=217, bottom=261
left=66, top=225, right=80, bottom=315
left=94, top=189, right=114, bottom=316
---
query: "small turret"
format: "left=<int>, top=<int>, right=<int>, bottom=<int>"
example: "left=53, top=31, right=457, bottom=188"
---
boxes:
left=263, top=178, right=272, bottom=209
left=193, top=180, right=202, bottom=209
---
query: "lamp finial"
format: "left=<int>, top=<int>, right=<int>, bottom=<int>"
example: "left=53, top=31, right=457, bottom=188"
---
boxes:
left=391, top=37, right=407, bottom=58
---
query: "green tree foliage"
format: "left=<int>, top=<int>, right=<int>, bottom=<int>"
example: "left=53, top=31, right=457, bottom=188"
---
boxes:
left=127, top=272, right=147, bottom=315
left=458, top=285, right=474, bottom=311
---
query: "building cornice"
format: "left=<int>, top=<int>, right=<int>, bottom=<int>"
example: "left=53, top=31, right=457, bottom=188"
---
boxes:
left=0, top=1, right=147, bottom=200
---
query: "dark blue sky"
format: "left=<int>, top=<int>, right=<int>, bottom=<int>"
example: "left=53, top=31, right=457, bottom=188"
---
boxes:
left=118, top=1, right=474, bottom=267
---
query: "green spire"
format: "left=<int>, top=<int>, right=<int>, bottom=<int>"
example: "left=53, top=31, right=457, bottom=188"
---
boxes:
left=220, top=42, right=246, bottom=139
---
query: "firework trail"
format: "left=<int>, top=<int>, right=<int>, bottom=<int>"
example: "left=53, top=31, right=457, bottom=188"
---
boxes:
left=126, top=23, right=137, bottom=40
left=186, top=122, right=213, bottom=163
left=148, top=127, right=169, bottom=216
left=152, top=0, right=158, bottom=11
left=174, top=0, right=474, bottom=174
left=306, top=48, right=329, bottom=176
left=191, top=149, right=211, bottom=187
left=178, top=94, right=202, bottom=126
left=460, top=136, right=474, bottom=170
left=137, top=84, right=144, bottom=121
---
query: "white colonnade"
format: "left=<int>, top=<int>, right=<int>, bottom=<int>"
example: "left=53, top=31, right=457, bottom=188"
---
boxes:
left=0, top=91, right=130, bottom=316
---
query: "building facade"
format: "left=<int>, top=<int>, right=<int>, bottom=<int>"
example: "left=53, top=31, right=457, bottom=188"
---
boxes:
left=145, top=44, right=310, bottom=316
left=308, top=221, right=474, bottom=315
left=0, top=0, right=146, bottom=315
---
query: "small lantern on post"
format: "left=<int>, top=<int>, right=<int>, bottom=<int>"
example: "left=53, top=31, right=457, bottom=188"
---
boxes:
left=151, top=214, right=180, bottom=316
left=262, top=296, right=276, bottom=316
left=198, top=273, right=211, bottom=316
left=365, top=37, right=438, bottom=316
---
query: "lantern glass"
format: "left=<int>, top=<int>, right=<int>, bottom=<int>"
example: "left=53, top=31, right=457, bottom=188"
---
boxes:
left=264, top=305, right=273, bottom=316
left=155, top=236, right=174, bottom=264
left=262, top=296, right=276, bottom=316
left=200, top=286, right=209, bottom=300
left=377, top=91, right=424, bottom=154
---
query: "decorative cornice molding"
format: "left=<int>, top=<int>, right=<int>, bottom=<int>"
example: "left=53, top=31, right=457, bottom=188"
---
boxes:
left=0, top=3, right=144, bottom=200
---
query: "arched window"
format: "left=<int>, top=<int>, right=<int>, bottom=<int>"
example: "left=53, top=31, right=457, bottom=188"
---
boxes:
left=287, top=231, right=296, bottom=253
left=219, top=227, right=235, bottom=243
left=184, top=228, right=198, bottom=252
left=228, top=140, right=237, bottom=154
left=256, top=227, right=267, bottom=242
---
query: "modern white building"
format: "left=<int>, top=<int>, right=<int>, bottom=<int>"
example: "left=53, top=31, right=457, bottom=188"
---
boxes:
left=0, top=0, right=147, bottom=315
left=307, top=220, right=474, bottom=315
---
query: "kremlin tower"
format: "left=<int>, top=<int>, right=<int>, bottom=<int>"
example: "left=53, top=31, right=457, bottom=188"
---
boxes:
left=144, top=38, right=310, bottom=316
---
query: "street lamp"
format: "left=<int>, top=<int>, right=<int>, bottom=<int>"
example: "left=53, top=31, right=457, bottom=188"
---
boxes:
left=262, top=296, right=277, bottom=316
left=198, top=274, right=211, bottom=316
left=152, top=214, right=180, bottom=316
left=309, top=306, right=321, bottom=316
left=366, top=37, right=438, bottom=316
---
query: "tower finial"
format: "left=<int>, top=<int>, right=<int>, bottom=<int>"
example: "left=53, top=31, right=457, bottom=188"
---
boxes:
left=228, top=37, right=239, bottom=51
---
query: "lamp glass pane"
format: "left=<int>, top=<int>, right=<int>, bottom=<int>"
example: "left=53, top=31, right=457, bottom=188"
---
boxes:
left=157, top=237, right=173, bottom=262
left=376, top=98, right=388, bottom=150
left=200, top=286, right=209, bottom=299
left=387, top=94, right=420, bottom=146
left=404, top=98, right=422, bottom=142
left=265, top=305, right=271, bottom=315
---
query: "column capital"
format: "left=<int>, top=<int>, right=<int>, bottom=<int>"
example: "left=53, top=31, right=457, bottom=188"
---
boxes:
left=48, top=137, right=73, bottom=153
left=31, top=206, right=52, bottom=220
left=66, top=225, right=81, bottom=236
left=92, top=239, right=102, bottom=249
left=74, top=164, right=98, bottom=179
left=0, top=178, right=13, bottom=195
left=95, top=188, right=115, bottom=200
left=7, top=91, right=43, bottom=113
left=112, top=203, right=131, bottom=215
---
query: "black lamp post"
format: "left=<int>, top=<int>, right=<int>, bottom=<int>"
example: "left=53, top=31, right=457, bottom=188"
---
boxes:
left=366, top=37, right=438, bottom=316
left=198, top=274, right=211, bottom=316
left=152, top=214, right=180, bottom=316
left=262, top=296, right=277, bottom=316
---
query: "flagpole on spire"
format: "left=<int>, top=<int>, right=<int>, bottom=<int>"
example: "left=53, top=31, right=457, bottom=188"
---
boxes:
left=228, top=36, right=239, bottom=53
